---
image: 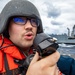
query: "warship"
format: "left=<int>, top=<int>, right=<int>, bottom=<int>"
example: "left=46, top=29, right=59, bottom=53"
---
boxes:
left=49, top=25, right=75, bottom=44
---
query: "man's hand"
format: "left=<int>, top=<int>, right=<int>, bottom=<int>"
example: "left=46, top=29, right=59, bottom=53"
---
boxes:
left=26, top=51, right=60, bottom=75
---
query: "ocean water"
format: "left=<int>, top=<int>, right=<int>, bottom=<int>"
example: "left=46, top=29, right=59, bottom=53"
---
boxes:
left=57, top=43, right=75, bottom=59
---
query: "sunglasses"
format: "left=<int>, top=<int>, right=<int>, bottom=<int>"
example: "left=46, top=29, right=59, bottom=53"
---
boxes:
left=13, top=17, right=40, bottom=27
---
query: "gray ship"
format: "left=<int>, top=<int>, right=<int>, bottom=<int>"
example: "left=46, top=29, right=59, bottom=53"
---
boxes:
left=49, top=25, right=75, bottom=44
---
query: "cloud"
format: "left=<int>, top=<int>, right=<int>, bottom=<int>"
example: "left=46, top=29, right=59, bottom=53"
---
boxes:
left=51, top=20, right=63, bottom=25
left=46, top=4, right=61, bottom=18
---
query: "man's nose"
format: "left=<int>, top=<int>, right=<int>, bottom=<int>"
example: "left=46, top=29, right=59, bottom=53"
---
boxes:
left=24, top=20, right=33, bottom=30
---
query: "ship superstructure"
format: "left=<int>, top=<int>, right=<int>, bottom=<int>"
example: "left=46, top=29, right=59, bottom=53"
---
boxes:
left=49, top=25, right=75, bottom=44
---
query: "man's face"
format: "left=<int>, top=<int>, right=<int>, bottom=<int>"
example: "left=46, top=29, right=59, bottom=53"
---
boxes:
left=8, top=17, right=38, bottom=50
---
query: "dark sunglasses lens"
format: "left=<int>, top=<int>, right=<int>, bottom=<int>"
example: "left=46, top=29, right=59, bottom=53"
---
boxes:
left=31, top=19, right=39, bottom=27
left=13, top=17, right=26, bottom=25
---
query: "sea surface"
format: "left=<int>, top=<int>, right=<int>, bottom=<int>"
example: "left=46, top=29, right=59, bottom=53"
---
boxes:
left=57, top=43, right=75, bottom=59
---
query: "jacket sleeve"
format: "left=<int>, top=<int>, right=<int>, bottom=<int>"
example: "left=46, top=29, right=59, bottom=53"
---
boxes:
left=57, top=55, right=75, bottom=75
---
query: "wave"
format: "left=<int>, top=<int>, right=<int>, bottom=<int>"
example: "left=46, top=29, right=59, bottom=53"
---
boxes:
left=59, top=43, right=75, bottom=47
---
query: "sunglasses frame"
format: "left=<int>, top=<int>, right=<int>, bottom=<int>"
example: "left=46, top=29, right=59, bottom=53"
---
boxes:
left=12, top=16, right=40, bottom=27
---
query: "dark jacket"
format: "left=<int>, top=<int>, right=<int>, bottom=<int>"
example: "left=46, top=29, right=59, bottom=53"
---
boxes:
left=57, top=55, right=75, bottom=75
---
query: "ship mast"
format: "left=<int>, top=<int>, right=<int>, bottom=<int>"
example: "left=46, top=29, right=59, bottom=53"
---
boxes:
left=67, top=28, right=70, bottom=37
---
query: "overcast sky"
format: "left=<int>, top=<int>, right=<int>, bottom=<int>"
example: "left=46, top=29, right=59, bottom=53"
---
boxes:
left=0, top=0, right=75, bottom=35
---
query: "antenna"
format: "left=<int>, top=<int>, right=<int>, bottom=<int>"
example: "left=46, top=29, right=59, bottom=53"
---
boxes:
left=67, top=27, right=70, bottom=36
